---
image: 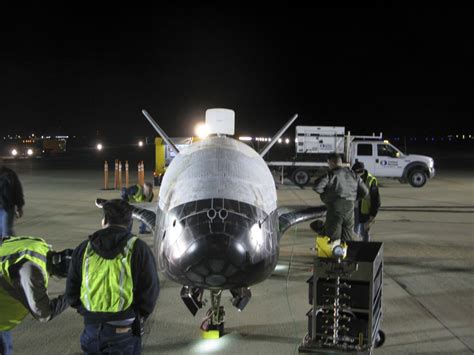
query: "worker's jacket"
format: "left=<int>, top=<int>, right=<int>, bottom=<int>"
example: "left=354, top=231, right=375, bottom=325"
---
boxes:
left=361, top=173, right=378, bottom=215
left=313, top=167, right=368, bottom=204
left=0, top=237, right=50, bottom=331
left=0, top=166, right=25, bottom=210
left=80, top=236, right=137, bottom=313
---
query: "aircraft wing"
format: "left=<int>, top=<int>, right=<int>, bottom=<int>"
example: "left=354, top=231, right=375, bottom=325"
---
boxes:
left=277, top=205, right=326, bottom=238
left=95, top=198, right=157, bottom=233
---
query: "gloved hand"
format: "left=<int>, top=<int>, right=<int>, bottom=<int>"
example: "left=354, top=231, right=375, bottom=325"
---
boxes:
left=15, top=206, right=23, bottom=218
left=50, top=294, right=69, bottom=320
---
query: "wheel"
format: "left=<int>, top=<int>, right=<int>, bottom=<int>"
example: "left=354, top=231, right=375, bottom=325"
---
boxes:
left=374, top=329, right=385, bottom=348
left=408, top=169, right=427, bottom=187
left=291, top=169, right=310, bottom=186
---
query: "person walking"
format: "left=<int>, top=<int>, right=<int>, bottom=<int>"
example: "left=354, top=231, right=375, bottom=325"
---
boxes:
left=0, top=166, right=25, bottom=240
left=313, top=153, right=368, bottom=244
left=352, top=161, right=381, bottom=242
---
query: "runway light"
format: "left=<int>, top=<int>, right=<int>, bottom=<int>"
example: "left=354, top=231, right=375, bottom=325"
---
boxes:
left=11, top=149, right=18, bottom=156
left=138, top=140, right=144, bottom=147
left=27, top=149, right=33, bottom=156
left=285, top=138, right=290, bottom=144
left=96, top=143, right=103, bottom=151
left=278, top=138, right=282, bottom=143
left=195, top=123, right=209, bottom=139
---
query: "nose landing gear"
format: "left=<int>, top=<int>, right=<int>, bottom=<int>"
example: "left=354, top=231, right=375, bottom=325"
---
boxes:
left=201, top=290, right=225, bottom=339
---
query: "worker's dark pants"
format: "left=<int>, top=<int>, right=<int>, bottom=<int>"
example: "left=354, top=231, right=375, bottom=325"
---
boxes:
left=80, top=323, right=141, bottom=355
left=0, top=208, right=15, bottom=239
left=0, top=331, right=13, bottom=355
left=354, top=207, right=370, bottom=242
left=323, top=200, right=355, bottom=242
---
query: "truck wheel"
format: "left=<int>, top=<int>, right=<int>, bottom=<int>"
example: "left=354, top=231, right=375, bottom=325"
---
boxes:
left=408, top=169, right=427, bottom=188
left=291, top=169, right=310, bottom=186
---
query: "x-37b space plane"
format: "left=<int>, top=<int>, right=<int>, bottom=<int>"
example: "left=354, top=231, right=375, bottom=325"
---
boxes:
left=98, top=108, right=326, bottom=335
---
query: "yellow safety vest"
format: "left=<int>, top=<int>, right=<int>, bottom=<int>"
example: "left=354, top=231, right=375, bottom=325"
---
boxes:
left=131, top=185, right=147, bottom=203
left=80, top=236, right=137, bottom=313
left=0, top=237, right=51, bottom=331
left=361, top=173, right=377, bottom=215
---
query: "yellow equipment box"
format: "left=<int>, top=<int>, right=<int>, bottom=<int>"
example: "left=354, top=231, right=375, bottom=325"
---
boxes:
left=316, top=236, right=347, bottom=259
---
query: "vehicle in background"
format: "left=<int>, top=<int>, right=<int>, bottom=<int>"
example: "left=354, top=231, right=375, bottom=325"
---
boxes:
left=153, top=137, right=196, bottom=186
left=41, top=137, right=67, bottom=156
left=1, top=137, right=67, bottom=159
left=267, top=126, right=435, bottom=187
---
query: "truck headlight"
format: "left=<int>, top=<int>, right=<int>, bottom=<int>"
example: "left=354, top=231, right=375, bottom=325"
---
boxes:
left=27, top=148, right=33, bottom=156
left=11, top=149, right=18, bottom=156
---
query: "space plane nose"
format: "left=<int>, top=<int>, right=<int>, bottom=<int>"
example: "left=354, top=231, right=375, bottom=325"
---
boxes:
left=173, top=231, right=248, bottom=288
left=162, top=199, right=278, bottom=289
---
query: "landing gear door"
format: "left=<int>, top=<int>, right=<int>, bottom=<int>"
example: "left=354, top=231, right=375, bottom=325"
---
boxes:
left=375, top=143, right=404, bottom=177
left=353, top=143, right=376, bottom=174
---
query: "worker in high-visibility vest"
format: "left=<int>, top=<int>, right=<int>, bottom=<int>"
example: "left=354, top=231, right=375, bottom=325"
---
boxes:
left=120, top=182, right=154, bottom=234
left=0, top=237, right=72, bottom=355
left=66, top=199, right=159, bottom=354
left=352, top=161, right=381, bottom=242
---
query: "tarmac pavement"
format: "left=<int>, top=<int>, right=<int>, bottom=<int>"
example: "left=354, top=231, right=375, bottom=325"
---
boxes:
left=6, top=164, right=474, bottom=354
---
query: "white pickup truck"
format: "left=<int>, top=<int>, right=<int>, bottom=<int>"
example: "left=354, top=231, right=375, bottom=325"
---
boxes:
left=267, top=126, right=435, bottom=187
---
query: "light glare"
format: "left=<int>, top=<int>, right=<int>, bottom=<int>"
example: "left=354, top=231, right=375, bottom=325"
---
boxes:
left=195, top=123, right=209, bottom=139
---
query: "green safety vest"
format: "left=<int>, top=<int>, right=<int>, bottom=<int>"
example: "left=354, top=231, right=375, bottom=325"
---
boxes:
left=0, top=237, right=51, bottom=331
left=131, top=185, right=147, bottom=203
left=360, top=173, right=378, bottom=215
left=80, top=236, right=137, bottom=313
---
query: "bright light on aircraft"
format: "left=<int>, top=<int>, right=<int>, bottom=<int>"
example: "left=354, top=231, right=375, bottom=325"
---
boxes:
left=169, top=219, right=186, bottom=259
left=11, top=149, right=18, bottom=156
left=195, top=123, right=209, bottom=139
left=96, top=143, right=103, bottom=151
left=250, top=223, right=263, bottom=251
left=138, top=140, right=144, bottom=147
left=27, top=149, right=33, bottom=156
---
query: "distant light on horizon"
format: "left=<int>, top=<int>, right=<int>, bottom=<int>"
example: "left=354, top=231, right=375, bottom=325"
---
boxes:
left=138, top=140, right=144, bottom=147
left=239, top=136, right=252, bottom=141
left=96, top=143, right=103, bottom=151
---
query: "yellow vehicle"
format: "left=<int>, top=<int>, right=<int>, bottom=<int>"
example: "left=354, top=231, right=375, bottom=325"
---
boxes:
left=154, top=137, right=200, bottom=186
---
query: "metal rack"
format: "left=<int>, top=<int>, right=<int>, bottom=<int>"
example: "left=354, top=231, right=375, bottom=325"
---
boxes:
left=299, top=241, right=385, bottom=354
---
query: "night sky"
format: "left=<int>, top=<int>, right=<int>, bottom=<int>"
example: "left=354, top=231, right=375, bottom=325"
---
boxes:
left=1, top=5, right=472, bottom=140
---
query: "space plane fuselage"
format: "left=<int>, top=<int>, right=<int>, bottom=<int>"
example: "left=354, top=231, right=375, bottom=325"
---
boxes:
left=154, top=136, right=279, bottom=290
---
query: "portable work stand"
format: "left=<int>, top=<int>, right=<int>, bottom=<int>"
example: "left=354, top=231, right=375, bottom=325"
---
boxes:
left=299, top=241, right=385, bottom=354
